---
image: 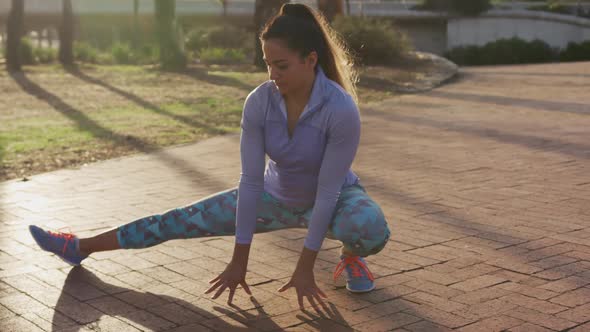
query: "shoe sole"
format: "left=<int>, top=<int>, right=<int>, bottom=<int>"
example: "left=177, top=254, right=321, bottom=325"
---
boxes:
left=346, top=284, right=376, bottom=293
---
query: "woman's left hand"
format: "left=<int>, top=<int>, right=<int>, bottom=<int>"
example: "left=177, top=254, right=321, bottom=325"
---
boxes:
left=278, top=268, right=328, bottom=313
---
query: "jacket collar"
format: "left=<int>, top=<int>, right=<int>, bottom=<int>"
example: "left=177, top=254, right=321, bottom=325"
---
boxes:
left=271, top=66, right=328, bottom=119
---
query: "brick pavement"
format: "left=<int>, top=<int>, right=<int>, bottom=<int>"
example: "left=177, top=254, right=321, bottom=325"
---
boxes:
left=0, top=62, right=589, bottom=331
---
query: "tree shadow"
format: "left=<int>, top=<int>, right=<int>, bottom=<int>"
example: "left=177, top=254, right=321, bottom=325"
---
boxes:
left=8, top=70, right=232, bottom=189
left=357, top=75, right=413, bottom=93
left=471, top=71, right=590, bottom=78
left=52, top=267, right=282, bottom=331
left=176, top=66, right=257, bottom=93
left=63, top=66, right=225, bottom=136
left=363, top=107, right=590, bottom=160
left=426, top=90, right=590, bottom=116
left=357, top=171, right=590, bottom=291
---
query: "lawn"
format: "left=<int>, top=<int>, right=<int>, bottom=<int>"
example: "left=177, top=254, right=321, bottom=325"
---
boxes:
left=0, top=59, right=438, bottom=181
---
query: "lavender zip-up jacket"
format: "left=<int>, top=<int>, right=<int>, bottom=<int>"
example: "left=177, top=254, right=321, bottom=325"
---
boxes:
left=235, top=67, right=361, bottom=251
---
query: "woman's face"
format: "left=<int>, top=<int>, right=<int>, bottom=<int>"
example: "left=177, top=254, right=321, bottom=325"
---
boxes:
left=262, top=38, right=317, bottom=96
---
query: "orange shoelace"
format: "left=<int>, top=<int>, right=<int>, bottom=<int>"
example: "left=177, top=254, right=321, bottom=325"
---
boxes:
left=333, top=256, right=375, bottom=281
left=48, top=230, right=75, bottom=255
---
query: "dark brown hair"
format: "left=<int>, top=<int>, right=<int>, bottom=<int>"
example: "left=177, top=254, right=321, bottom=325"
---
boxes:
left=260, top=3, right=358, bottom=104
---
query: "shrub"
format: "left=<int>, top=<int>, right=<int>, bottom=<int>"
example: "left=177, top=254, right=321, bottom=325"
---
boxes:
left=185, top=29, right=208, bottom=52
left=33, top=47, right=57, bottom=64
left=560, top=41, right=590, bottom=62
left=19, top=38, right=35, bottom=65
left=416, top=0, right=491, bottom=16
left=332, top=16, right=412, bottom=66
left=186, top=25, right=252, bottom=52
left=135, top=44, right=159, bottom=65
left=444, top=45, right=482, bottom=65
left=199, top=47, right=246, bottom=65
left=527, top=3, right=572, bottom=15
left=445, top=37, right=558, bottom=65
left=74, top=42, right=100, bottom=63
left=111, top=42, right=134, bottom=64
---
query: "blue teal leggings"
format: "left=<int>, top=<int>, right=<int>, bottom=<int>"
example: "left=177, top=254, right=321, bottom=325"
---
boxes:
left=116, top=184, right=390, bottom=257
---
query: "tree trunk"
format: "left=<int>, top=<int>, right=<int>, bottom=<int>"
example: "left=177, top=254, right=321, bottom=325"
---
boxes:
left=6, top=0, right=24, bottom=71
left=133, top=0, right=139, bottom=47
left=155, top=0, right=186, bottom=70
left=253, top=0, right=288, bottom=68
left=59, top=0, right=74, bottom=66
left=317, top=0, right=343, bottom=22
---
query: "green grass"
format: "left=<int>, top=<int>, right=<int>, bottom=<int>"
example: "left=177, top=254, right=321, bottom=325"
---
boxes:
left=0, top=60, right=431, bottom=180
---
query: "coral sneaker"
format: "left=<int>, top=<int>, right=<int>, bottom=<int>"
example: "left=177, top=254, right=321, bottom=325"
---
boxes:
left=29, top=225, right=88, bottom=266
left=334, top=256, right=375, bottom=293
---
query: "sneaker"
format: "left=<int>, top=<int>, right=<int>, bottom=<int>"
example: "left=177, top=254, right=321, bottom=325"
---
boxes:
left=333, top=255, right=375, bottom=293
left=29, top=225, right=88, bottom=266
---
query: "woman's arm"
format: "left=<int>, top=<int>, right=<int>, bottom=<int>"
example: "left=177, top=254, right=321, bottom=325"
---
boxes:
left=304, top=95, right=361, bottom=256
left=235, top=90, right=266, bottom=247
left=279, top=95, right=360, bottom=311
left=206, top=89, right=266, bottom=304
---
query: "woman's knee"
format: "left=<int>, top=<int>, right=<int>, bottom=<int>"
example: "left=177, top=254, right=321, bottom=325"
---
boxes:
left=332, top=203, right=391, bottom=257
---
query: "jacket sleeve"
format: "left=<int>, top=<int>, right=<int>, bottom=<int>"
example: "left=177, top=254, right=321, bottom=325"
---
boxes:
left=304, top=96, right=361, bottom=251
left=235, top=90, right=266, bottom=245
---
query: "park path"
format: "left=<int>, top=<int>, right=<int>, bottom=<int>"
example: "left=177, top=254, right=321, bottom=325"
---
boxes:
left=1, top=61, right=589, bottom=331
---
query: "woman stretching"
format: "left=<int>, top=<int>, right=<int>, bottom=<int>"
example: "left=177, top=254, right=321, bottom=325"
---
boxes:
left=29, top=3, right=390, bottom=311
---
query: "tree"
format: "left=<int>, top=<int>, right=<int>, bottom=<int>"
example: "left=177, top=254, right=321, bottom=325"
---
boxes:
left=220, top=0, right=228, bottom=17
left=133, top=0, right=140, bottom=47
left=6, top=0, right=24, bottom=71
left=253, top=0, right=289, bottom=68
left=155, top=0, right=186, bottom=70
left=317, top=0, right=344, bottom=22
left=58, top=0, right=74, bottom=65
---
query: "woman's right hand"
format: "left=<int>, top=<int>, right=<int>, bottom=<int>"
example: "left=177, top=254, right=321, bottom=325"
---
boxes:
left=205, top=244, right=252, bottom=305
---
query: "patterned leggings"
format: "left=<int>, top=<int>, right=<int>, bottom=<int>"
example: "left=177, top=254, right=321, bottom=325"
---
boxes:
left=116, top=184, right=390, bottom=257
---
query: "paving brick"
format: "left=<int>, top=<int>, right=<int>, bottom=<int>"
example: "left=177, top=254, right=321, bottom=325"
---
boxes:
left=403, top=303, right=475, bottom=329
left=556, top=303, right=590, bottom=323
left=449, top=275, right=507, bottom=292
left=497, top=282, right=558, bottom=300
left=0, top=293, right=47, bottom=315
left=82, top=316, right=143, bottom=332
left=534, top=261, right=590, bottom=280
left=456, top=315, right=523, bottom=332
left=501, top=293, right=568, bottom=314
left=405, top=292, right=466, bottom=313
left=403, top=320, right=452, bottom=332
left=86, top=295, right=140, bottom=315
left=507, top=322, right=554, bottom=332
left=569, top=322, right=590, bottom=332
left=454, top=298, right=518, bottom=321
left=505, top=307, right=577, bottom=331
left=404, top=269, right=460, bottom=286
left=538, top=276, right=590, bottom=293
left=549, top=287, right=590, bottom=307
left=353, top=312, right=422, bottom=332
left=146, top=302, right=207, bottom=325
left=404, top=279, right=463, bottom=299
left=3, top=62, right=590, bottom=331
left=0, top=315, right=45, bottom=332
left=164, top=323, right=213, bottom=332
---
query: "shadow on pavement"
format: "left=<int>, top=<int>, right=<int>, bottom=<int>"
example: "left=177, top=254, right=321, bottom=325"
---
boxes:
left=364, top=107, right=590, bottom=160
left=52, top=267, right=281, bottom=331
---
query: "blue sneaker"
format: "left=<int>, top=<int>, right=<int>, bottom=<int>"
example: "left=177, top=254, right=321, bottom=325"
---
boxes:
left=29, top=225, right=88, bottom=266
left=334, top=256, right=375, bottom=293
